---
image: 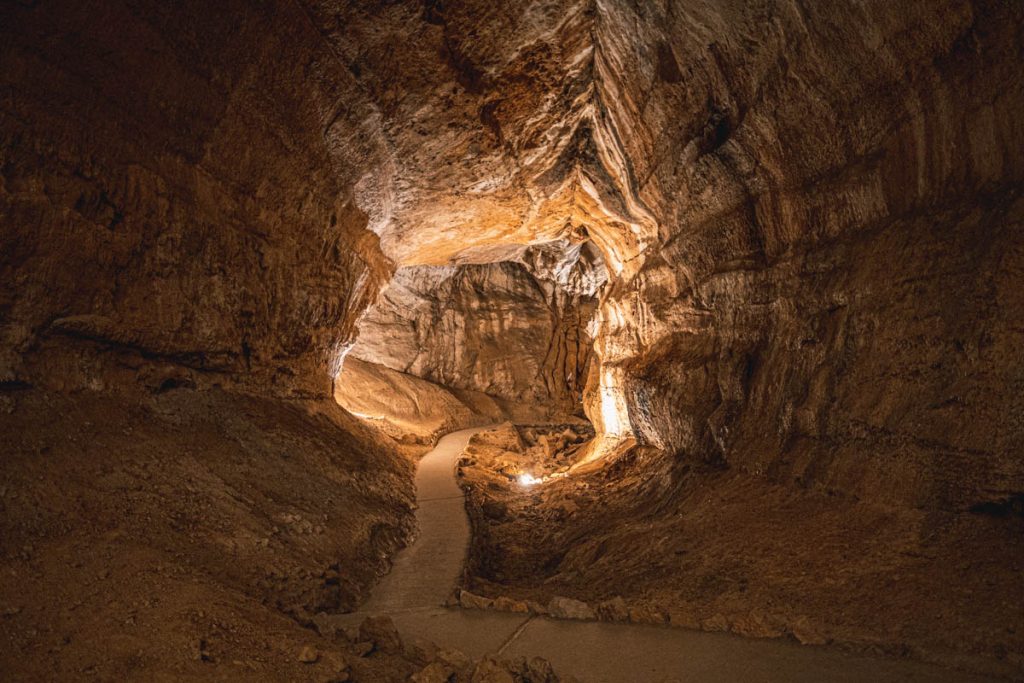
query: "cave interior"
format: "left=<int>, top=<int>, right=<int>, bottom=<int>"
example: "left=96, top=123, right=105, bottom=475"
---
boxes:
left=1, top=0, right=1023, bottom=680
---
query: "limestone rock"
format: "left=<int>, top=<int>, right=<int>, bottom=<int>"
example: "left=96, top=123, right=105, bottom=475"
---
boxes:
left=492, top=596, right=530, bottom=613
left=359, top=615, right=402, bottom=655
left=458, top=590, right=494, bottom=611
left=596, top=596, right=630, bottom=622
left=472, top=423, right=527, bottom=453
left=436, top=647, right=472, bottom=673
left=406, top=638, right=439, bottom=666
left=470, top=655, right=516, bottom=683
left=627, top=606, right=669, bottom=625
left=349, top=248, right=603, bottom=414
left=792, top=616, right=830, bottom=646
left=411, top=661, right=455, bottom=683
left=547, top=596, right=595, bottom=620
left=525, top=657, right=559, bottom=683
left=352, top=641, right=374, bottom=658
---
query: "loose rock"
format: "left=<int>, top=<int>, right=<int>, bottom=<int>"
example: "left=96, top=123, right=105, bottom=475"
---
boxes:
left=359, top=615, right=403, bottom=654
left=547, top=596, right=595, bottom=620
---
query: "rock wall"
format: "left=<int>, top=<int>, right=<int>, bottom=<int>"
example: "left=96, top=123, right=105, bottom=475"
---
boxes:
left=0, top=0, right=391, bottom=398
left=350, top=241, right=605, bottom=413
left=586, top=0, right=1024, bottom=510
left=4, top=0, right=1022, bottom=508
left=303, top=0, right=1024, bottom=511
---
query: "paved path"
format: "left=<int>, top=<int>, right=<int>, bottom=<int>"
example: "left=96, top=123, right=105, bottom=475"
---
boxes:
left=360, top=426, right=479, bottom=614
left=337, top=427, right=994, bottom=682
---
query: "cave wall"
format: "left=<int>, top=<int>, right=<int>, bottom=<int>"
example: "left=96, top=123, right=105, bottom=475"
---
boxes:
left=584, top=0, right=1024, bottom=510
left=288, top=0, right=1023, bottom=512
left=2, top=0, right=1022, bottom=510
left=0, top=0, right=391, bottom=398
left=350, top=242, right=605, bottom=413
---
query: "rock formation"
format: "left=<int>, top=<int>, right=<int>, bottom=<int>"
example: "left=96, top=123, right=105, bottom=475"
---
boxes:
left=349, top=240, right=605, bottom=413
left=1, top=0, right=1023, bottom=678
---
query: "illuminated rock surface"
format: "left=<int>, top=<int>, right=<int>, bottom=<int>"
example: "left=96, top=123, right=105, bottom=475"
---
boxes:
left=1, top=0, right=1022, bottom=679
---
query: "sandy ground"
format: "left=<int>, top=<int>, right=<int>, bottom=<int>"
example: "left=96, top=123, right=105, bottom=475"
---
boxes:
left=0, top=385, right=419, bottom=680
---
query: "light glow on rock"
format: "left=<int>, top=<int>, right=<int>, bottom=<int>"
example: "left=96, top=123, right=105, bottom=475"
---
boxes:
left=599, top=367, right=631, bottom=437
left=517, top=473, right=540, bottom=487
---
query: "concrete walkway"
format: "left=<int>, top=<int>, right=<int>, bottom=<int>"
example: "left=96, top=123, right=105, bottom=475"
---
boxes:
left=361, top=426, right=480, bottom=614
left=338, top=427, right=994, bottom=682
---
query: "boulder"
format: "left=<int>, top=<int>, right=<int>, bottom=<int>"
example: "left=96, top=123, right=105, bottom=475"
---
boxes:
left=359, top=615, right=403, bottom=654
left=492, top=596, right=530, bottom=613
left=471, top=655, right=516, bottom=683
left=547, top=596, right=595, bottom=620
left=459, top=590, right=494, bottom=610
left=596, top=596, right=629, bottom=622
left=406, top=637, right=439, bottom=665
left=411, top=661, right=456, bottom=683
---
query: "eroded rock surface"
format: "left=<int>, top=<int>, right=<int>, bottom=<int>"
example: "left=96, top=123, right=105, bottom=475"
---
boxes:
left=350, top=240, right=605, bottom=412
left=2, top=0, right=1023, bottom=679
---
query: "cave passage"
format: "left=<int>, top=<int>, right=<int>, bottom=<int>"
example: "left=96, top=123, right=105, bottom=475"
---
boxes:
left=334, top=237, right=621, bottom=471
left=2, top=0, right=1022, bottom=680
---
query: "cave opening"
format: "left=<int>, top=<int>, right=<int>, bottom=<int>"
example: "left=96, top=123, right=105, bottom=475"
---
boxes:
left=333, top=236, right=626, bottom=475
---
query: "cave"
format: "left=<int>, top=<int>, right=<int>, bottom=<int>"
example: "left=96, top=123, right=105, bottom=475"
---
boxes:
left=1, top=1, right=1022, bottom=681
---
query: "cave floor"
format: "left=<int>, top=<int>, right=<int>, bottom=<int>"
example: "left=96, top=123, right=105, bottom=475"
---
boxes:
left=330, top=427, right=996, bottom=683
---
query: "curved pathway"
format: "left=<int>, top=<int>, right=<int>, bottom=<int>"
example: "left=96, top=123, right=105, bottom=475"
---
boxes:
left=361, top=426, right=480, bottom=614
left=335, top=427, right=994, bottom=683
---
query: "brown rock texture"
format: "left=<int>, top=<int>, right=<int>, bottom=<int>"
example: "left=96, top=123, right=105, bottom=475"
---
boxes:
left=460, top=425, right=1024, bottom=677
left=2, top=0, right=1023, bottom=679
left=350, top=240, right=605, bottom=412
left=0, top=0, right=393, bottom=398
left=588, top=0, right=1024, bottom=512
left=6, top=1, right=1020, bottom=501
left=0, top=386, right=415, bottom=679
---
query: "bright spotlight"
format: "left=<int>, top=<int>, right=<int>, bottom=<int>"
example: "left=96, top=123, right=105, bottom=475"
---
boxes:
left=517, top=473, right=540, bottom=487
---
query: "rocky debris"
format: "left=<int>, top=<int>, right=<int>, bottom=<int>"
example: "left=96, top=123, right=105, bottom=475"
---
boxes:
left=321, top=651, right=350, bottom=678
left=359, top=615, right=403, bottom=655
left=525, top=601, right=549, bottom=616
left=473, top=422, right=527, bottom=453
left=459, top=590, right=494, bottom=611
left=462, top=423, right=594, bottom=487
left=791, top=616, right=830, bottom=647
left=352, top=641, right=375, bottom=658
left=595, top=597, right=629, bottom=622
left=412, top=661, right=456, bottom=683
left=666, top=608, right=700, bottom=630
left=546, top=597, right=595, bottom=621
left=492, top=596, right=530, bottom=613
left=702, top=614, right=729, bottom=633
left=469, top=654, right=563, bottom=683
left=471, top=655, right=517, bottom=683
left=298, top=645, right=320, bottom=664
left=482, top=499, right=510, bottom=521
left=730, top=611, right=786, bottom=639
left=436, top=647, right=472, bottom=673
left=627, top=605, right=669, bottom=626
left=524, top=657, right=559, bottom=683
left=406, top=637, right=439, bottom=666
